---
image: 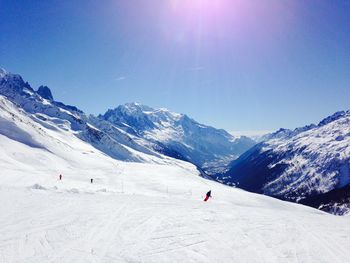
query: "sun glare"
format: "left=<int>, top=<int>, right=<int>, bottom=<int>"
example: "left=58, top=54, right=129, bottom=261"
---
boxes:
left=163, top=0, right=297, bottom=51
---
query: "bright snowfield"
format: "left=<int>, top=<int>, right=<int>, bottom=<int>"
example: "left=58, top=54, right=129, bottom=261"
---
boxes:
left=1, top=97, right=350, bottom=263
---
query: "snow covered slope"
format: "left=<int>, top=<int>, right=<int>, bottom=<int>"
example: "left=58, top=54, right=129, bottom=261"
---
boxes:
left=101, top=103, right=255, bottom=174
left=0, top=69, right=177, bottom=163
left=0, top=68, right=254, bottom=174
left=0, top=94, right=187, bottom=178
left=220, top=111, right=350, bottom=215
left=1, top=95, right=350, bottom=262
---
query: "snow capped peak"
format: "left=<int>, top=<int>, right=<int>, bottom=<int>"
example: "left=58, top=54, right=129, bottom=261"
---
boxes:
left=0, top=68, right=22, bottom=81
left=103, top=103, right=187, bottom=133
left=0, top=68, right=8, bottom=78
left=267, top=128, right=294, bottom=139
left=222, top=108, right=350, bottom=215
left=318, top=110, right=350, bottom=127
left=124, top=102, right=141, bottom=109
left=103, top=103, right=184, bottom=128
left=101, top=102, right=256, bottom=174
left=122, top=102, right=154, bottom=113
left=118, top=103, right=183, bottom=120
left=251, top=111, right=346, bottom=147
left=0, top=69, right=34, bottom=97
left=265, top=110, right=350, bottom=142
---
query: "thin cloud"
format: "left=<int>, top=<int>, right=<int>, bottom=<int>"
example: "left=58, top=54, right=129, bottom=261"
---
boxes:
left=115, top=76, right=127, bottom=81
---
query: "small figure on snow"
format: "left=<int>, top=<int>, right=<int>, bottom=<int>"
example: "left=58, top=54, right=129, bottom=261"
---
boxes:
left=90, top=178, right=93, bottom=184
left=204, top=190, right=212, bottom=202
left=59, top=174, right=62, bottom=180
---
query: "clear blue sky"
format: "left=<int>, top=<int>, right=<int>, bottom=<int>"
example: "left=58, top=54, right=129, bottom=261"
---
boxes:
left=1, top=0, right=349, bottom=131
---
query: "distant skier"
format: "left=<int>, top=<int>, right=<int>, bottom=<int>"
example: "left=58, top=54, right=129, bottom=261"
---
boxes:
left=90, top=178, right=93, bottom=184
left=59, top=174, right=62, bottom=180
left=204, top=190, right=211, bottom=202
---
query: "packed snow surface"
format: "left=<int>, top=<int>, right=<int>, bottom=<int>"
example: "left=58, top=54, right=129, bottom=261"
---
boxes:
left=1, top=98, right=350, bottom=262
left=2, top=183, right=350, bottom=263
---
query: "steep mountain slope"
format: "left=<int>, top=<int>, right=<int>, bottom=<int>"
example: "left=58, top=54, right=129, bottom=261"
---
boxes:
left=0, top=68, right=255, bottom=174
left=1, top=94, right=350, bottom=262
left=0, top=68, right=178, bottom=163
left=0, top=94, right=192, bottom=179
left=219, top=111, right=350, bottom=215
left=101, top=103, right=255, bottom=174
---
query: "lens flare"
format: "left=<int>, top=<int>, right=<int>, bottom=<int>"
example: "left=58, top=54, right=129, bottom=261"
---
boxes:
left=164, top=0, right=296, bottom=44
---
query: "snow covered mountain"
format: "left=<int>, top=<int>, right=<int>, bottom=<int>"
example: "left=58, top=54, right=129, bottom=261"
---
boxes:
left=0, top=68, right=182, bottom=164
left=0, top=91, right=197, bottom=185
left=218, top=111, right=350, bottom=215
left=2, top=67, right=349, bottom=218
left=1, top=80, right=350, bottom=262
left=0, top=68, right=255, bottom=174
left=100, top=103, right=256, bottom=174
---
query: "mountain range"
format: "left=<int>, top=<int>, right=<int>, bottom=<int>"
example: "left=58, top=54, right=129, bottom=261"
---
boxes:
left=0, top=68, right=349, bottom=215
left=216, top=111, right=350, bottom=215
left=1, top=77, right=349, bottom=262
left=100, top=103, right=255, bottom=174
left=0, top=68, right=255, bottom=174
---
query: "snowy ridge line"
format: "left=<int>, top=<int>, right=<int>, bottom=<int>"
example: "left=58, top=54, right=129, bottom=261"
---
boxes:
left=220, top=107, right=350, bottom=215
left=100, top=102, right=256, bottom=174
left=0, top=71, right=179, bottom=164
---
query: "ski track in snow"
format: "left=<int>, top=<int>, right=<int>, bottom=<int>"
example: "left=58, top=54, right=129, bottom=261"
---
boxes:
left=0, top=187, right=349, bottom=263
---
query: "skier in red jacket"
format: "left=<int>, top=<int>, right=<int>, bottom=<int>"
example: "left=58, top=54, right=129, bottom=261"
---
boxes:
left=204, top=190, right=211, bottom=202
